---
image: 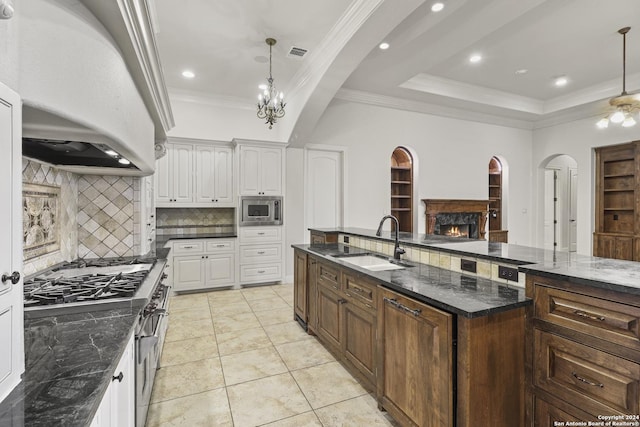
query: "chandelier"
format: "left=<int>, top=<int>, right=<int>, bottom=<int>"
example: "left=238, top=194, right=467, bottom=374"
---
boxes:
left=597, top=27, right=640, bottom=129
left=257, top=38, right=286, bottom=129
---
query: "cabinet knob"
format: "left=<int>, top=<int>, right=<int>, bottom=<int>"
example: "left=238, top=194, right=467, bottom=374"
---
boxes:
left=112, top=372, right=124, bottom=383
left=1, top=271, right=20, bottom=284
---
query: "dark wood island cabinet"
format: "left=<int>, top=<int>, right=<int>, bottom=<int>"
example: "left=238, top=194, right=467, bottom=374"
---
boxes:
left=293, top=246, right=527, bottom=427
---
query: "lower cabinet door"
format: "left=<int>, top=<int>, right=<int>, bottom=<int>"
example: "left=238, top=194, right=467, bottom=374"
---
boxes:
left=110, top=333, right=135, bottom=427
left=533, top=396, right=597, bottom=427
left=204, top=254, right=235, bottom=287
left=342, top=300, right=376, bottom=385
left=316, top=282, right=342, bottom=352
left=173, top=256, right=205, bottom=291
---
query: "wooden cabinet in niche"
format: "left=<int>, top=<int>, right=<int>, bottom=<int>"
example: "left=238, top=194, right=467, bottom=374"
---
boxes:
left=594, top=141, right=640, bottom=260
left=390, top=147, right=413, bottom=233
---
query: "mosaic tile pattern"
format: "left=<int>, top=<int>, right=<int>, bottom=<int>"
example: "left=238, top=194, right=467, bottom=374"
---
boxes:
left=22, top=160, right=78, bottom=276
left=156, top=208, right=235, bottom=236
left=77, top=176, right=138, bottom=258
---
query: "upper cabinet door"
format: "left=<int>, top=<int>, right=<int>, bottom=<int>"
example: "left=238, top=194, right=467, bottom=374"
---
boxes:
left=0, top=81, right=25, bottom=403
left=171, top=143, right=194, bottom=203
left=214, top=147, right=234, bottom=203
left=195, top=145, right=216, bottom=203
left=260, top=148, right=283, bottom=196
left=155, top=149, right=171, bottom=203
left=239, top=146, right=261, bottom=195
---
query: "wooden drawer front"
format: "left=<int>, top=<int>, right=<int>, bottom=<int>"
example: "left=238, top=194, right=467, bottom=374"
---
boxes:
left=240, top=227, right=282, bottom=243
left=173, top=240, right=204, bottom=254
left=533, top=396, right=597, bottom=427
left=534, top=285, right=640, bottom=351
left=343, top=273, right=376, bottom=309
left=240, top=263, right=281, bottom=282
left=240, top=244, right=281, bottom=264
left=534, top=329, right=640, bottom=416
left=317, top=262, right=340, bottom=291
left=310, top=234, right=325, bottom=244
left=205, top=239, right=235, bottom=252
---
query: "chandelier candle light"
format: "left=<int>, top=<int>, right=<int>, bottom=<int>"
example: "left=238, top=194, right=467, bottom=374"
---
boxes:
left=597, top=27, right=640, bottom=129
left=257, top=38, right=286, bottom=129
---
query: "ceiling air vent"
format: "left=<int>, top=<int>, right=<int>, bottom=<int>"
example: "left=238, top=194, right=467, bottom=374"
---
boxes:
left=287, top=46, right=308, bottom=60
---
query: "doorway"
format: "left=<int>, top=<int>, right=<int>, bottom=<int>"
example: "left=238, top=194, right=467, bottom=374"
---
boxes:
left=542, top=155, right=578, bottom=252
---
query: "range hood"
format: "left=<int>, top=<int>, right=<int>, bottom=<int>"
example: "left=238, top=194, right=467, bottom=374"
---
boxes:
left=23, top=137, right=138, bottom=170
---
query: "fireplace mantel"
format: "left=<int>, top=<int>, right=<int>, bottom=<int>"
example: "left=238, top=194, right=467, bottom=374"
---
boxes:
left=422, top=199, right=490, bottom=239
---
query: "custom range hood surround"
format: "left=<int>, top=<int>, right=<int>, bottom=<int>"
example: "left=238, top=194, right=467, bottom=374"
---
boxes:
left=423, top=199, right=490, bottom=240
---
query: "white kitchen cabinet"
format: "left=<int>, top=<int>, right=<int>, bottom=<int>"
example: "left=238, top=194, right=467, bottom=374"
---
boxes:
left=195, top=145, right=234, bottom=205
left=0, top=81, right=24, bottom=403
left=238, top=226, right=283, bottom=285
left=155, top=142, right=193, bottom=205
left=238, top=145, right=284, bottom=196
left=90, top=332, right=135, bottom=427
left=171, top=239, right=236, bottom=291
left=156, top=140, right=235, bottom=207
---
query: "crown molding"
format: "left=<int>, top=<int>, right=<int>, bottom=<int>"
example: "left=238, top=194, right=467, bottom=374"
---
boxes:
left=335, top=88, right=535, bottom=130
left=116, top=0, right=175, bottom=131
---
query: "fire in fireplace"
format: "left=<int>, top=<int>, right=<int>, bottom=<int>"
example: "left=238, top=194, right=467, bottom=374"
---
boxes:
left=441, top=224, right=470, bottom=238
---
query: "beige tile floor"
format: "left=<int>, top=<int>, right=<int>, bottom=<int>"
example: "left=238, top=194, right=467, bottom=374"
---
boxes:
left=145, top=283, right=398, bottom=427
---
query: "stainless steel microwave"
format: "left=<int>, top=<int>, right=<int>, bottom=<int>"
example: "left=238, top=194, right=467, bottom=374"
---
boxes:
left=240, top=196, right=283, bottom=226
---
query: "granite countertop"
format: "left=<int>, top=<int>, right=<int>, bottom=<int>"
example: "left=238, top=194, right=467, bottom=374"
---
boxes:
left=0, top=308, right=139, bottom=427
left=0, top=257, right=168, bottom=426
left=294, top=243, right=530, bottom=318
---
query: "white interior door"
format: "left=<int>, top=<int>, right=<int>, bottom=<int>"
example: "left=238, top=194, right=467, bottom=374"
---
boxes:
left=569, top=168, right=578, bottom=252
left=306, top=149, right=343, bottom=229
left=0, top=81, right=24, bottom=402
left=543, top=169, right=557, bottom=251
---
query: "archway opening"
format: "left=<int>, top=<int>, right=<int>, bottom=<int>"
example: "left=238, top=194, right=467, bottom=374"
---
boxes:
left=540, top=154, right=578, bottom=252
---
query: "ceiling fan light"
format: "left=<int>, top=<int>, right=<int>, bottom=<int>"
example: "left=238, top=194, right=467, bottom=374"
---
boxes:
left=622, top=116, right=636, bottom=127
left=610, top=110, right=626, bottom=123
left=596, top=118, right=609, bottom=129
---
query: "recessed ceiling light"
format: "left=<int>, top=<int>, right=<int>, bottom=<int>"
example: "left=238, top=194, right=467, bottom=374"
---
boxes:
left=379, top=42, right=390, bottom=50
left=182, top=70, right=195, bottom=79
left=515, top=69, right=528, bottom=75
left=104, top=150, right=118, bottom=157
left=431, top=2, right=444, bottom=12
left=469, top=54, right=482, bottom=64
left=554, top=76, right=568, bottom=87
left=118, top=158, right=131, bottom=165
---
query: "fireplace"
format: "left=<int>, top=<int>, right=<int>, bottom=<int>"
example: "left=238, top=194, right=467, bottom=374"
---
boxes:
left=423, top=199, right=490, bottom=240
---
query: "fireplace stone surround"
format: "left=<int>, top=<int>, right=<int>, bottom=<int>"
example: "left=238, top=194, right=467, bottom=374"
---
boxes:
left=422, top=199, right=490, bottom=240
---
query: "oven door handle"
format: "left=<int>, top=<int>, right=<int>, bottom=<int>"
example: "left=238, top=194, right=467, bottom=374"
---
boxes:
left=137, top=310, right=169, bottom=363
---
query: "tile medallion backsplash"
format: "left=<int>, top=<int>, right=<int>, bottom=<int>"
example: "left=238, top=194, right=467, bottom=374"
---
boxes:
left=22, top=159, right=78, bottom=275
left=23, top=183, right=60, bottom=260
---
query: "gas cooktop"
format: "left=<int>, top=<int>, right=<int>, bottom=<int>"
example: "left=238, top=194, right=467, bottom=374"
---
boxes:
left=23, top=257, right=157, bottom=308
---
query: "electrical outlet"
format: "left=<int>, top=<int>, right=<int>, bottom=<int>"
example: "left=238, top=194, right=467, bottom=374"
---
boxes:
left=498, top=265, right=518, bottom=282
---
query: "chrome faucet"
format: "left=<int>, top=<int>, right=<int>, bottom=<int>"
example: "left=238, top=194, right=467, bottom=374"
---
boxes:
left=376, top=215, right=405, bottom=260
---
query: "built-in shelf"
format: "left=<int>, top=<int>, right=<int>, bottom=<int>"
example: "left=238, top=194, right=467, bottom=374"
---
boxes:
left=391, top=208, right=411, bottom=212
left=391, top=180, right=411, bottom=185
left=391, top=195, right=411, bottom=199
left=488, top=157, right=503, bottom=240
left=603, top=189, right=634, bottom=192
left=391, top=147, right=413, bottom=233
left=604, top=174, right=635, bottom=178
left=603, top=207, right=634, bottom=211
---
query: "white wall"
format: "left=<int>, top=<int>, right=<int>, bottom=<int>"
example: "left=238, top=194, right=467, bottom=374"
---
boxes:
left=305, top=100, right=534, bottom=244
left=284, top=148, right=305, bottom=281
left=532, top=117, right=640, bottom=255
left=0, top=1, right=19, bottom=90
left=19, top=0, right=155, bottom=173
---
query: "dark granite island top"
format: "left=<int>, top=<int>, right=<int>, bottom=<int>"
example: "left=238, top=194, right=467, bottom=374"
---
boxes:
left=294, top=243, right=530, bottom=318
left=0, top=308, right=139, bottom=427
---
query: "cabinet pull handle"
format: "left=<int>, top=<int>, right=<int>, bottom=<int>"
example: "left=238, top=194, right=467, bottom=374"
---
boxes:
left=257, top=232, right=265, bottom=235
left=352, top=286, right=363, bottom=293
left=337, top=298, right=347, bottom=305
left=216, top=244, right=226, bottom=247
left=258, top=270, right=266, bottom=274
left=365, top=303, right=373, bottom=309
left=574, top=310, right=605, bottom=322
left=572, top=372, right=603, bottom=388
left=182, top=245, right=195, bottom=249
left=257, top=251, right=265, bottom=254
left=112, top=372, right=124, bottom=383
left=345, top=292, right=352, bottom=297
left=1, top=271, right=20, bottom=284
left=332, top=285, right=338, bottom=290
left=383, top=297, right=421, bottom=317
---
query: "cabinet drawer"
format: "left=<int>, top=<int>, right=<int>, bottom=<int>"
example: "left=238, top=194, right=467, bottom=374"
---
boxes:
left=317, top=261, right=340, bottom=291
left=205, top=239, right=235, bottom=253
left=240, top=263, right=282, bottom=283
left=172, top=240, right=204, bottom=254
left=239, top=226, right=282, bottom=243
left=240, top=244, right=281, bottom=264
left=534, top=329, right=640, bottom=416
left=534, top=285, right=640, bottom=351
left=343, top=272, right=377, bottom=308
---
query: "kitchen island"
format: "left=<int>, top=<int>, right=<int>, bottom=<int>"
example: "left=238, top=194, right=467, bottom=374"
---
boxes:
left=297, top=228, right=640, bottom=426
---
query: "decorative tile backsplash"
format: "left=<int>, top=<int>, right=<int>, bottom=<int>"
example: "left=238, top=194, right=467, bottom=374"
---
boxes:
left=22, top=160, right=78, bottom=276
left=77, top=176, right=138, bottom=258
left=23, top=183, right=60, bottom=260
left=156, top=208, right=235, bottom=235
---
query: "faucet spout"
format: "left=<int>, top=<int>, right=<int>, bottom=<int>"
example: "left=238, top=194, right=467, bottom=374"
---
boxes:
left=376, top=215, right=405, bottom=260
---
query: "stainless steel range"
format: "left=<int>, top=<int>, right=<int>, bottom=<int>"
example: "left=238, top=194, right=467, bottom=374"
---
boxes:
left=23, top=256, right=170, bottom=427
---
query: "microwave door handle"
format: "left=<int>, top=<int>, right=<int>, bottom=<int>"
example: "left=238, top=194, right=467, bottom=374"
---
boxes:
left=274, top=200, right=280, bottom=221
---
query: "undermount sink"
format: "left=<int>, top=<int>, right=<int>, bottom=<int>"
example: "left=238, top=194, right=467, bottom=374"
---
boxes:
left=333, top=254, right=410, bottom=271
